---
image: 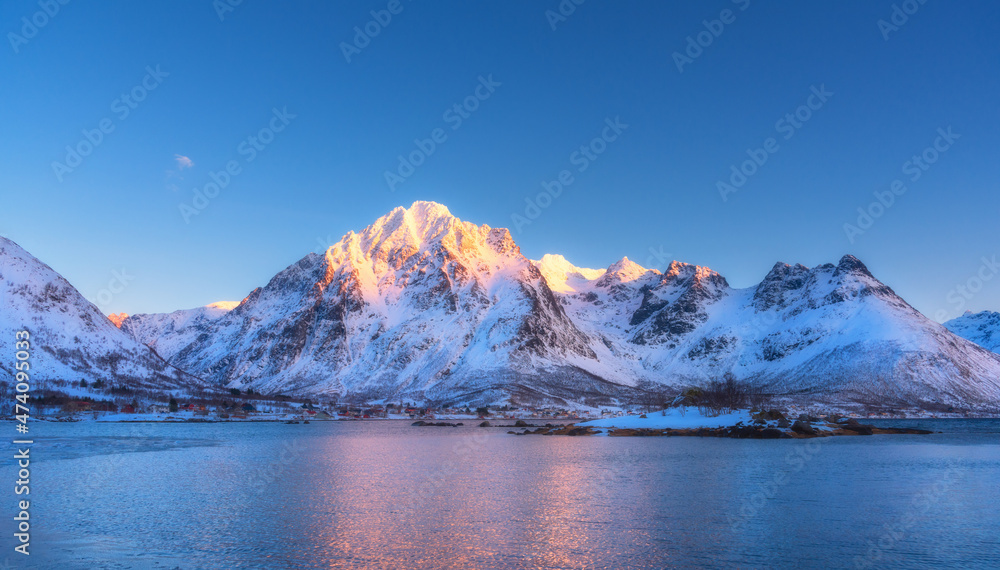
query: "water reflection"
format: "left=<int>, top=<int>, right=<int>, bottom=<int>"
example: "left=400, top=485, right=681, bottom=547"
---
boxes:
left=3, top=420, right=999, bottom=569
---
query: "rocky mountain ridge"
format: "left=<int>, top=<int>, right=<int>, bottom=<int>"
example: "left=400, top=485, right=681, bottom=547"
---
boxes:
left=0, top=237, right=206, bottom=392
left=110, top=202, right=1000, bottom=410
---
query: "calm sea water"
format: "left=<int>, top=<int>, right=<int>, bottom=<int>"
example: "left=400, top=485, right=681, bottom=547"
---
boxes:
left=2, top=419, right=999, bottom=569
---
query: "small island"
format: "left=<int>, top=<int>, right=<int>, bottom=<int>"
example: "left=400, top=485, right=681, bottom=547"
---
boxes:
left=504, top=407, right=934, bottom=438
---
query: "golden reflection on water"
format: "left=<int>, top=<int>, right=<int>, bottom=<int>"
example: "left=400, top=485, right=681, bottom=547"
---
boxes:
left=19, top=420, right=1000, bottom=568
left=292, top=428, right=656, bottom=569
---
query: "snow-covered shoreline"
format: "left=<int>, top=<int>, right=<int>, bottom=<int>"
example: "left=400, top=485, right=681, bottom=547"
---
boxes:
left=580, top=408, right=753, bottom=430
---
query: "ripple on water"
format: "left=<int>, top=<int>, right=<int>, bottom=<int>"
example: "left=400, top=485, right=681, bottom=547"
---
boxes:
left=1, top=419, right=997, bottom=569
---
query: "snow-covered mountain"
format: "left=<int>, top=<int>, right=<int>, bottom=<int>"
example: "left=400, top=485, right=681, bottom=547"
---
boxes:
left=119, top=202, right=622, bottom=404
left=539, top=253, right=1000, bottom=409
left=946, top=311, right=1000, bottom=354
left=118, top=301, right=239, bottom=357
left=117, top=201, right=1000, bottom=410
left=0, top=237, right=205, bottom=391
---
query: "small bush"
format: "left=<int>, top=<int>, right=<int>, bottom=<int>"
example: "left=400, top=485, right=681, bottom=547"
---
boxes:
left=697, top=373, right=749, bottom=415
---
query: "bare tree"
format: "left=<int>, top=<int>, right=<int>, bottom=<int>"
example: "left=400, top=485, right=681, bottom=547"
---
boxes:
left=746, top=382, right=772, bottom=411
left=697, top=373, right=749, bottom=415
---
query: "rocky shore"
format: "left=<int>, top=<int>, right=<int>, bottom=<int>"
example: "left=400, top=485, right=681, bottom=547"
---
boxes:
left=507, top=410, right=935, bottom=438
left=412, top=420, right=571, bottom=429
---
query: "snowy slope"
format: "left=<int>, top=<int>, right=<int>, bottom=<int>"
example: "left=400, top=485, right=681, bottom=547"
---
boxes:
left=946, top=311, right=1000, bottom=354
left=116, top=201, right=1000, bottom=409
left=119, top=301, right=239, bottom=357
left=544, top=255, right=1000, bottom=408
left=127, top=202, right=628, bottom=404
left=0, top=237, right=206, bottom=391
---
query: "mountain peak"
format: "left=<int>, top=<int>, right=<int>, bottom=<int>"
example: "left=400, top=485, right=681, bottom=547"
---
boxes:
left=664, top=260, right=694, bottom=277
left=377, top=200, right=455, bottom=229
left=946, top=310, right=1000, bottom=354
left=835, top=254, right=873, bottom=278
left=948, top=309, right=1000, bottom=324
left=406, top=200, right=453, bottom=219
left=761, top=261, right=810, bottom=281
left=533, top=254, right=606, bottom=293
left=592, top=257, right=657, bottom=289
left=661, top=261, right=727, bottom=290
left=357, top=201, right=463, bottom=247
left=108, top=313, right=129, bottom=328
left=536, top=254, right=603, bottom=277
left=606, top=256, right=651, bottom=279
left=309, top=201, right=531, bottom=297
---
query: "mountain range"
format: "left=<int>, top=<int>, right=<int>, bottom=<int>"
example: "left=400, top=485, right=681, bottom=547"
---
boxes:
left=945, top=311, right=1000, bottom=354
left=0, top=238, right=204, bottom=393
left=3, top=201, right=1000, bottom=411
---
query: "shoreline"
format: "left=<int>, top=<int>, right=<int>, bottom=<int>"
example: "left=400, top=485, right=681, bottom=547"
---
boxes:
left=509, top=421, right=937, bottom=439
left=24, top=416, right=1000, bottom=423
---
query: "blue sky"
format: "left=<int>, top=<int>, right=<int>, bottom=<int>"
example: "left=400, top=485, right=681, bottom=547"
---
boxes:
left=2, top=0, right=999, bottom=321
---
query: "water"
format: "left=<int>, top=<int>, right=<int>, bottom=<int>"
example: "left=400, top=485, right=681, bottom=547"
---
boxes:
left=3, top=419, right=999, bottom=569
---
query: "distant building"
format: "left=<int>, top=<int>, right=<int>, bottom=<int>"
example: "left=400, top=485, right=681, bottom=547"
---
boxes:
left=62, top=401, right=92, bottom=413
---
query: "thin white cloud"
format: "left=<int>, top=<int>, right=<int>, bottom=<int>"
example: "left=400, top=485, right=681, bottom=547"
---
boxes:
left=174, top=154, right=194, bottom=169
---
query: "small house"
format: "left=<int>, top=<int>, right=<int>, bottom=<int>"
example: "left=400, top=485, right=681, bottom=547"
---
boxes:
left=62, top=401, right=93, bottom=413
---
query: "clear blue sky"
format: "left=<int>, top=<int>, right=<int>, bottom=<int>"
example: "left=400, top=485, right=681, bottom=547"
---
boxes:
left=2, top=0, right=999, bottom=322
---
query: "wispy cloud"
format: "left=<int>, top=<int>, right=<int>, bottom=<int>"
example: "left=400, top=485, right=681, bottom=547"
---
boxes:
left=174, top=154, right=194, bottom=169
left=165, top=154, right=193, bottom=191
